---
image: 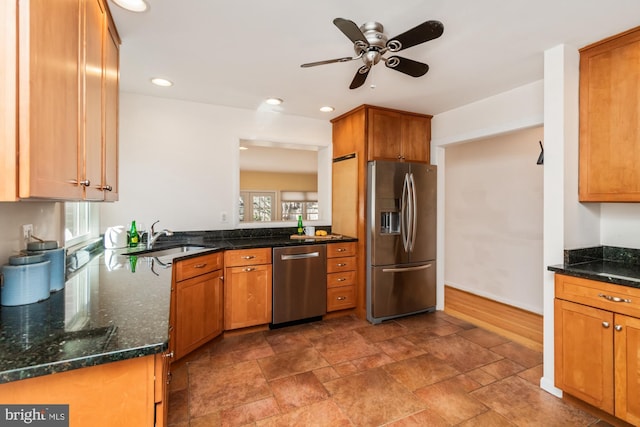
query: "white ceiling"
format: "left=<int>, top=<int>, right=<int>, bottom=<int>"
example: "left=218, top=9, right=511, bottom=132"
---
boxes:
left=107, top=0, right=640, bottom=121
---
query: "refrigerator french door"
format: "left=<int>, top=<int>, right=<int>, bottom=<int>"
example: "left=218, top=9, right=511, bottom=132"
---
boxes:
left=366, top=160, right=437, bottom=324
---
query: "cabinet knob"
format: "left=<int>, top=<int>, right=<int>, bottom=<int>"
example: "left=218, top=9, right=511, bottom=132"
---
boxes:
left=615, top=325, right=623, bottom=332
left=67, top=179, right=90, bottom=186
left=244, top=267, right=255, bottom=272
left=337, top=277, right=346, bottom=282
left=337, top=263, right=347, bottom=267
left=602, top=321, right=610, bottom=328
left=162, top=351, right=174, bottom=358
left=102, top=184, right=113, bottom=192
left=242, top=255, right=256, bottom=260
left=194, top=263, right=207, bottom=269
left=337, top=248, right=346, bottom=252
left=336, top=296, right=347, bottom=301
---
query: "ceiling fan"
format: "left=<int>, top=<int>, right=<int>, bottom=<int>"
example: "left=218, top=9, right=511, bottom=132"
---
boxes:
left=301, top=18, right=444, bottom=89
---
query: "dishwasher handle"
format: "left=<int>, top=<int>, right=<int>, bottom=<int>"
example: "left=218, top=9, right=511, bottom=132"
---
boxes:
left=280, top=252, right=320, bottom=261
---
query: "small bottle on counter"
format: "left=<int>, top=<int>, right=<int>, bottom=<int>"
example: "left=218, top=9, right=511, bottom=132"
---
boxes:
left=129, top=221, right=139, bottom=247
left=297, top=215, right=304, bottom=235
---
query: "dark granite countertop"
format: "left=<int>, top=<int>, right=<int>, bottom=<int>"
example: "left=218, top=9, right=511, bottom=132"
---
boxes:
left=547, top=246, right=640, bottom=288
left=0, top=227, right=357, bottom=384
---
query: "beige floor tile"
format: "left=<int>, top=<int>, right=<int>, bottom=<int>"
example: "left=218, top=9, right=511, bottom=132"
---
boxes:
left=189, top=359, right=271, bottom=418
left=218, top=397, right=280, bottom=426
left=325, top=367, right=427, bottom=426
left=256, top=399, right=352, bottom=427
left=383, top=353, right=460, bottom=391
left=354, top=321, right=409, bottom=342
left=264, top=331, right=312, bottom=354
left=490, top=341, right=543, bottom=368
left=458, top=327, right=511, bottom=348
left=414, top=376, right=489, bottom=424
left=309, top=329, right=380, bottom=364
left=269, top=371, right=329, bottom=412
left=377, top=336, right=427, bottom=361
left=424, top=335, right=503, bottom=372
left=480, top=358, right=526, bottom=380
left=471, top=375, right=598, bottom=426
left=517, top=364, right=543, bottom=386
left=457, top=409, right=516, bottom=426
left=167, top=389, right=188, bottom=425
left=257, top=347, right=329, bottom=381
left=386, top=408, right=451, bottom=426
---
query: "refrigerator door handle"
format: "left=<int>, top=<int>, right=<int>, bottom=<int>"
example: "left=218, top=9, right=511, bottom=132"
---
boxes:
left=409, top=172, right=417, bottom=252
left=401, top=172, right=410, bottom=252
left=382, top=263, right=432, bottom=273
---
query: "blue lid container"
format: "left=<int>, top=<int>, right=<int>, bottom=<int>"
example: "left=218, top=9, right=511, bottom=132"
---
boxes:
left=27, top=241, right=66, bottom=292
left=1, top=254, right=51, bottom=306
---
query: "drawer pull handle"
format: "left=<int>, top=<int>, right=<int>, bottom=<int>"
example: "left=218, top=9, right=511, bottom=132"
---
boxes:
left=194, top=263, right=207, bottom=268
left=602, top=322, right=610, bottom=328
left=337, top=263, right=347, bottom=267
left=615, top=325, right=623, bottom=332
left=163, top=351, right=174, bottom=359
left=242, top=255, right=256, bottom=260
left=337, top=248, right=346, bottom=252
left=337, top=278, right=346, bottom=282
left=336, top=296, right=347, bottom=301
left=244, top=267, right=255, bottom=272
left=598, top=293, right=631, bottom=303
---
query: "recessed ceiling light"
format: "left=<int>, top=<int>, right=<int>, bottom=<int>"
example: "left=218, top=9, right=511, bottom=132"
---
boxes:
left=265, top=97, right=283, bottom=105
left=239, top=146, right=248, bottom=150
left=151, top=78, right=173, bottom=87
left=111, top=0, right=148, bottom=12
left=320, top=106, right=335, bottom=113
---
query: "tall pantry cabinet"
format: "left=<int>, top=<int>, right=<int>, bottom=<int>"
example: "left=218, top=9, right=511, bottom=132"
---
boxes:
left=330, top=105, right=432, bottom=319
left=0, top=0, right=120, bottom=201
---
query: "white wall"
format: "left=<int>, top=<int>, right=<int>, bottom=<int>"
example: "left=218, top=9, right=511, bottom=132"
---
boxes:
left=99, top=93, right=332, bottom=233
left=444, top=127, right=544, bottom=314
left=0, top=202, right=63, bottom=264
left=601, top=204, right=640, bottom=248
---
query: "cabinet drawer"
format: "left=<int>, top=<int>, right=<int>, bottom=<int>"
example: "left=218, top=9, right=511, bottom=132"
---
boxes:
left=224, top=248, right=271, bottom=267
left=327, top=285, right=356, bottom=311
left=327, top=256, right=356, bottom=273
left=327, top=270, right=356, bottom=289
left=555, top=274, right=640, bottom=318
left=327, top=242, right=356, bottom=258
left=174, top=252, right=223, bottom=282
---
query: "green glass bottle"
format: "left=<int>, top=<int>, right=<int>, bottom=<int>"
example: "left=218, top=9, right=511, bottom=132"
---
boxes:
left=297, top=215, right=304, bottom=235
left=129, top=220, right=139, bottom=247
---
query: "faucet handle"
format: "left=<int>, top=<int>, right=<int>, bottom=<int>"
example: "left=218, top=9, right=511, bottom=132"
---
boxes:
left=150, top=220, right=160, bottom=235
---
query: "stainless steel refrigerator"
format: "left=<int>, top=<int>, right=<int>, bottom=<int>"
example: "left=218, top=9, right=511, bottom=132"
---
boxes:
left=366, top=160, right=437, bottom=324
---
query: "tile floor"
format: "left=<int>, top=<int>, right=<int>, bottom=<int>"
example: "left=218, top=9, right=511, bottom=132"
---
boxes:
left=167, top=311, right=613, bottom=427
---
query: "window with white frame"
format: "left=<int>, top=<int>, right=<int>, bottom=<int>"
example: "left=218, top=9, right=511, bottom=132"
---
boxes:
left=64, top=202, right=98, bottom=247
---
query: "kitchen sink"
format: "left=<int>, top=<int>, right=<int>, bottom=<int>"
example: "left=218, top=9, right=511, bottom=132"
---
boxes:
left=126, top=245, right=209, bottom=261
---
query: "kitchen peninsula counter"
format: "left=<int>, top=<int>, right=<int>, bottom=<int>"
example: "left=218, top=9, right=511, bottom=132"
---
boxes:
left=547, top=245, right=640, bottom=288
left=0, top=228, right=356, bottom=384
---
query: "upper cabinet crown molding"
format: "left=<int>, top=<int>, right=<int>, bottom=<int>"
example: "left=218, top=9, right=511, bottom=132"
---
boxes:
left=579, top=25, right=640, bottom=202
left=0, top=0, right=120, bottom=202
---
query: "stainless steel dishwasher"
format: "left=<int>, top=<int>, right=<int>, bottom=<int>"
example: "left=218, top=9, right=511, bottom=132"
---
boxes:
left=272, top=244, right=327, bottom=327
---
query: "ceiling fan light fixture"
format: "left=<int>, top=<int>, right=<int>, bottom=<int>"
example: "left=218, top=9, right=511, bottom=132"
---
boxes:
left=111, top=0, right=148, bottom=12
left=151, top=77, right=173, bottom=87
left=319, top=106, right=334, bottom=113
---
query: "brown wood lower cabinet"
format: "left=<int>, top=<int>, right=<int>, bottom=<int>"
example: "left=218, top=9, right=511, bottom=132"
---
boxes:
left=326, top=242, right=357, bottom=312
left=554, top=274, right=640, bottom=425
left=0, top=354, right=164, bottom=426
left=171, top=252, right=224, bottom=360
left=224, top=248, right=272, bottom=330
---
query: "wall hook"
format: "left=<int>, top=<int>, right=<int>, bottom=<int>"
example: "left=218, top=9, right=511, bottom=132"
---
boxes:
left=536, top=140, right=544, bottom=165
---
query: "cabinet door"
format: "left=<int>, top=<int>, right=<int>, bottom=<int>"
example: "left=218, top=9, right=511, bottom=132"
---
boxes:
left=103, top=22, right=119, bottom=201
left=401, top=115, right=430, bottom=163
left=18, top=0, right=83, bottom=199
left=579, top=28, right=640, bottom=201
left=174, top=269, right=223, bottom=360
left=367, top=108, right=403, bottom=161
left=224, top=264, right=272, bottom=329
left=83, top=0, right=105, bottom=200
left=614, top=314, right=640, bottom=425
left=554, top=299, right=614, bottom=414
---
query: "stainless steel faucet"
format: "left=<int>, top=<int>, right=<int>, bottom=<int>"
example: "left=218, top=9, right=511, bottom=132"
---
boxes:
left=147, top=220, right=174, bottom=249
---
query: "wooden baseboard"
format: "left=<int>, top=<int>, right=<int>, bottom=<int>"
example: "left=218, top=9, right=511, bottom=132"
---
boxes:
left=444, top=285, right=543, bottom=352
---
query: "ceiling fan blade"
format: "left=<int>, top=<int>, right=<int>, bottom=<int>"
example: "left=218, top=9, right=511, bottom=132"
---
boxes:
left=333, top=18, right=369, bottom=46
left=386, top=20, right=444, bottom=52
left=385, top=56, right=429, bottom=77
left=349, top=66, right=370, bottom=89
left=301, top=56, right=357, bottom=68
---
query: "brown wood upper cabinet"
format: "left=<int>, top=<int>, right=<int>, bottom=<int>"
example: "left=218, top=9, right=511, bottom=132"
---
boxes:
left=0, top=0, right=120, bottom=201
left=367, top=107, right=432, bottom=163
left=579, top=26, right=640, bottom=202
